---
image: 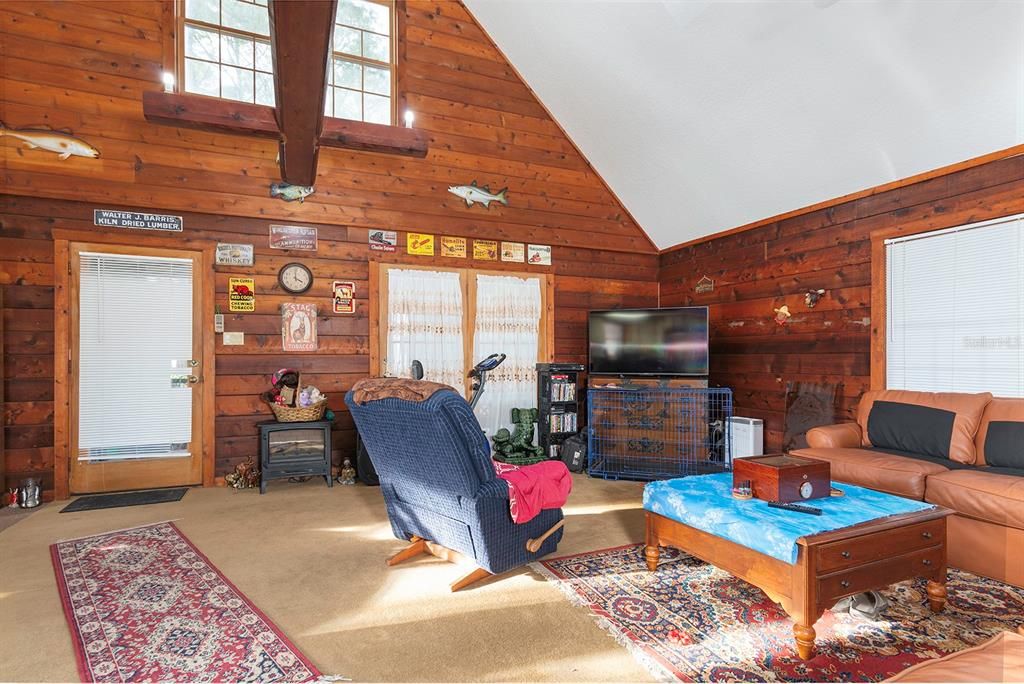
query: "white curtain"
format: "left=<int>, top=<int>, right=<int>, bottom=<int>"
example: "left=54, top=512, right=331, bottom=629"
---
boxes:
left=386, top=269, right=465, bottom=391
left=472, top=274, right=542, bottom=438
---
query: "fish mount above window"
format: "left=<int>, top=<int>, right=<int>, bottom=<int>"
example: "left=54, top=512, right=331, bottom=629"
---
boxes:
left=447, top=181, right=509, bottom=209
left=269, top=182, right=315, bottom=203
left=0, top=121, right=100, bottom=160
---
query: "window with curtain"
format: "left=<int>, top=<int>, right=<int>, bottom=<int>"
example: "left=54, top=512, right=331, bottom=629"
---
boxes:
left=385, top=268, right=465, bottom=389
left=886, top=213, right=1024, bottom=397
left=78, top=253, right=195, bottom=460
left=382, top=267, right=547, bottom=436
left=472, top=274, right=542, bottom=438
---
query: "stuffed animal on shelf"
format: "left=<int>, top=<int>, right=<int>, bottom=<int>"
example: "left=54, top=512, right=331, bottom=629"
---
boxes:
left=492, top=408, right=545, bottom=465
left=261, top=368, right=301, bottom=407
left=298, top=386, right=324, bottom=407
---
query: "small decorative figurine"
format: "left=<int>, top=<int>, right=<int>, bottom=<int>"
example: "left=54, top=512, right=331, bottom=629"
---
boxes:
left=339, top=458, right=356, bottom=485
left=226, top=456, right=260, bottom=489
left=6, top=488, right=19, bottom=508
left=491, top=408, right=545, bottom=465
left=804, top=289, right=826, bottom=308
left=774, top=305, right=792, bottom=325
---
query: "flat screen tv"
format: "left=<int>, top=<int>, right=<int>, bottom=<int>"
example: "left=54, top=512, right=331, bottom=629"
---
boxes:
left=588, top=307, right=709, bottom=376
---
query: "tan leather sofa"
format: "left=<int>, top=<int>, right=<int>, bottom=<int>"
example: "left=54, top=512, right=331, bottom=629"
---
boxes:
left=887, top=626, right=1024, bottom=682
left=793, top=390, right=1024, bottom=588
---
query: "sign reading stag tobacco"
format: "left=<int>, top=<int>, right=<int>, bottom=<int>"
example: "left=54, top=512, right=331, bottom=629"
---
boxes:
left=269, top=224, right=318, bottom=251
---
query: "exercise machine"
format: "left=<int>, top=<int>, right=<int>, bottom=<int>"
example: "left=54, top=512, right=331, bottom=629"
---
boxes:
left=468, top=353, right=505, bottom=410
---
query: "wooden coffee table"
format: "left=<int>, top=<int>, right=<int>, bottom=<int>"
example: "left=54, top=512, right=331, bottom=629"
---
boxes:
left=645, top=505, right=955, bottom=660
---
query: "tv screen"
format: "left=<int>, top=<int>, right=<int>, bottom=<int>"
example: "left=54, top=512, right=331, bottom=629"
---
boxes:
left=588, top=307, right=709, bottom=376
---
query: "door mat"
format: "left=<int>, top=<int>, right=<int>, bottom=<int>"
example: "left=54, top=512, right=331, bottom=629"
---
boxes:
left=60, top=487, right=188, bottom=513
left=52, top=521, right=321, bottom=682
left=534, top=543, right=1024, bottom=682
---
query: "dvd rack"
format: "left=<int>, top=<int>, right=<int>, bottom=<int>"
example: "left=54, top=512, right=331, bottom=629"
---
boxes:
left=537, top=363, right=585, bottom=461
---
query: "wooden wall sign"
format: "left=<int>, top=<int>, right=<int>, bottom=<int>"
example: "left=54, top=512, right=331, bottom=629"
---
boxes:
left=281, top=303, right=317, bottom=352
left=528, top=244, right=552, bottom=265
left=368, top=230, right=397, bottom=252
left=269, top=224, right=317, bottom=251
left=473, top=240, right=498, bottom=261
left=93, top=209, right=182, bottom=232
left=407, top=233, right=434, bottom=255
left=228, top=277, right=255, bottom=312
left=441, top=236, right=467, bottom=258
left=695, top=275, right=715, bottom=294
left=215, top=243, right=254, bottom=266
left=501, top=242, right=525, bottom=262
left=332, top=281, right=355, bottom=314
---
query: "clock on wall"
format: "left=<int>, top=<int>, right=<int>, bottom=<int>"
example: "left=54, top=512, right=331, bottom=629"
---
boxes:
left=278, top=262, right=313, bottom=294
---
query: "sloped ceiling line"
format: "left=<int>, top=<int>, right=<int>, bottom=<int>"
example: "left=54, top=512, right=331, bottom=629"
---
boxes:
left=464, top=0, right=1024, bottom=249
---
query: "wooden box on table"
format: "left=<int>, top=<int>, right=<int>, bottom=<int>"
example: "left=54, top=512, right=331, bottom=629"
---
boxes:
left=733, top=453, right=830, bottom=502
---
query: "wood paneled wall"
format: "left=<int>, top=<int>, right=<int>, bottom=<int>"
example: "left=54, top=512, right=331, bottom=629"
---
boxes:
left=0, top=0, right=659, bottom=498
left=659, top=155, right=1024, bottom=451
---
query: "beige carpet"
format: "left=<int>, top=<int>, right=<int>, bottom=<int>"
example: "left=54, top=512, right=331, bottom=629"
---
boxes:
left=0, top=474, right=654, bottom=683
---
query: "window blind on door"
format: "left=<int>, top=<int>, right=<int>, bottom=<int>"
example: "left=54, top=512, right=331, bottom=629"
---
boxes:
left=886, top=213, right=1024, bottom=397
left=78, top=253, right=195, bottom=461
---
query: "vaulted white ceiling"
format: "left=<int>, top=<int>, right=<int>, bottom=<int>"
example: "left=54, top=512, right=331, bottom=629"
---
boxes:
left=465, top=0, right=1024, bottom=249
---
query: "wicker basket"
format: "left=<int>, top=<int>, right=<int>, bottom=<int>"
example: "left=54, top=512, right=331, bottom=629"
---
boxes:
left=269, top=398, right=327, bottom=422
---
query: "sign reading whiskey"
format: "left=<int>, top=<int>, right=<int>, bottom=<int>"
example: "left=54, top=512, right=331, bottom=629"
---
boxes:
left=94, top=210, right=183, bottom=232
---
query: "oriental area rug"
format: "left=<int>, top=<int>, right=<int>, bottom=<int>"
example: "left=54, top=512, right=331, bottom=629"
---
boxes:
left=535, top=543, right=1024, bottom=682
left=51, top=521, right=320, bottom=683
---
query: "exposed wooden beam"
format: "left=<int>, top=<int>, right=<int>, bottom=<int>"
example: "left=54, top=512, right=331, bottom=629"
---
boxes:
left=321, top=118, right=429, bottom=158
left=142, top=91, right=279, bottom=138
left=268, top=0, right=337, bottom=187
left=143, top=92, right=431, bottom=161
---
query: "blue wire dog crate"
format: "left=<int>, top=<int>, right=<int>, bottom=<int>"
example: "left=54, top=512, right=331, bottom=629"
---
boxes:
left=587, top=387, right=733, bottom=481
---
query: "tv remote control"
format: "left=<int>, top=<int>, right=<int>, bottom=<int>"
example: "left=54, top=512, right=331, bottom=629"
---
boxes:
left=767, top=501, right=822, bottom=516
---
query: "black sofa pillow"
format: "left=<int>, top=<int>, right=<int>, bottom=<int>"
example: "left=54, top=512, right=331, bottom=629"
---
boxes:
left=867, top=400, right=955, bottom=459
left=984, top=421, right=1024, bottom=469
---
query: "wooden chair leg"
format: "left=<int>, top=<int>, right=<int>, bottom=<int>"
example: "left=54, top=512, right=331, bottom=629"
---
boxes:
left=386, top=536, right=426, bottom=566
left=450, top=567, right=492, bottom=592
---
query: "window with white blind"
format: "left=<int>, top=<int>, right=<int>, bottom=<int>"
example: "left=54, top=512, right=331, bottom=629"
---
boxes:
left=886, top=213, right=1024, bottom=397
left=78, top=253, right=195, bottom=461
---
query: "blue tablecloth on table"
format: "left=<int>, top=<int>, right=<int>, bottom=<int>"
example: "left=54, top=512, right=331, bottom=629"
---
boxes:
left=642, top=472, right=935, bottom=564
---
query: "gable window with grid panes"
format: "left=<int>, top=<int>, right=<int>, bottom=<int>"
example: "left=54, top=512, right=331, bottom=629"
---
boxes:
left=180, top=0, right=395, bottom=124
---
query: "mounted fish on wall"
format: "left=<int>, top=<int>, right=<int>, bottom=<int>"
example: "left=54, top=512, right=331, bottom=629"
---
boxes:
left=270, top=182, right=315, bottom=203
left=448, top=181, right=509, bottom=208
left=0, top=122, right=99, bottom=160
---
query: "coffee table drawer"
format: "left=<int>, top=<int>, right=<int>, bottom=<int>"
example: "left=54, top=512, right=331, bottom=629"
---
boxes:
left=816, top=518, right=944, bottom=573
left=817, top=545, right=943, bottom=603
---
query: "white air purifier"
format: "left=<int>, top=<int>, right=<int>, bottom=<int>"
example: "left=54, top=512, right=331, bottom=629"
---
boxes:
left=728, top=417, right=764, bottom=459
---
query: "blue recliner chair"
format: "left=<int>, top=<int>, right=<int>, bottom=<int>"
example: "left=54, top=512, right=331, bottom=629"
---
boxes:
left=345, top=380, right=565, bottom=590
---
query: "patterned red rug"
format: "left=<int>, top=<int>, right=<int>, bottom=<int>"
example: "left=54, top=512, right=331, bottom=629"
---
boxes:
left=536, top=543, right=1024, bottom=682
left=51, top=522, right=320, bottom=683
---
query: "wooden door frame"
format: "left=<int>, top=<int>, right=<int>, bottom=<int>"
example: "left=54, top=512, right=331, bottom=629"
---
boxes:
left=369, top=262, right=555, bottom=394
left=53, top=230, right=216, bottom=499
left=869, top=210, right=1023, bottom=390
